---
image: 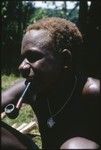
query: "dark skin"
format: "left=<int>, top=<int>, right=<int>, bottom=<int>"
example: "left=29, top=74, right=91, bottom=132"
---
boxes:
left=1, top=29, right=100, bottom=149
left=1, top=121, right=38, bottom=150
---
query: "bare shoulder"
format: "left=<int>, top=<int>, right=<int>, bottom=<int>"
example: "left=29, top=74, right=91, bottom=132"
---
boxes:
left=82, top=77, right=100, bottom=96
left=60, top=137, right=100, bottom=149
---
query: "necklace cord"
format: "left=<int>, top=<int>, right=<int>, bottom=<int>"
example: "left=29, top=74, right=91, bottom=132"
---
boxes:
left=47, top=75, right=77, bottom=118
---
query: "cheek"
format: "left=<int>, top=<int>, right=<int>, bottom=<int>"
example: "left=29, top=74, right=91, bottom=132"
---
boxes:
left=33, top=59, right=47, bottom=71
left=32, top=59, right=61, bottom=86
left=32, top=58, right=61, bottom=77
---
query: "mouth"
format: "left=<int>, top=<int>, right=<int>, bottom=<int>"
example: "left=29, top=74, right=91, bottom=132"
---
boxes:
left=25, top=76, right=34, bottom=85
left=25, top=76, right=40, bottom=87
left=26, top=77, right=33, bottom=82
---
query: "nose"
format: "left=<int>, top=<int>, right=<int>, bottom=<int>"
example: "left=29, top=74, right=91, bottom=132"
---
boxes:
left=19, top=59, right=30, bottom=78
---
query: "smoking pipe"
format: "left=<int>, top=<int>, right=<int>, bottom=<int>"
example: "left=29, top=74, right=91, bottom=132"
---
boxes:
left=4, top=82, right=31, bottom=119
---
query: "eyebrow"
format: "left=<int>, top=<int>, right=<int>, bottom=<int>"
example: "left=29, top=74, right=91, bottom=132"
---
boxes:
left=30, top=47, right=45, bottom=55
left=22, top=47, right=45, bottom=55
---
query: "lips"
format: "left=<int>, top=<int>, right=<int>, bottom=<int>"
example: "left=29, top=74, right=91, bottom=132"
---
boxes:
left=26, top=76, right=33, bottom=82
left=26, top=75, right=39, bottom=85
left=25, top=76, right=41, bottom=93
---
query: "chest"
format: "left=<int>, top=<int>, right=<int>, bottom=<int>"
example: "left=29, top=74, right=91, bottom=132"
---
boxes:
left=33, top=95, right=84, bottom=148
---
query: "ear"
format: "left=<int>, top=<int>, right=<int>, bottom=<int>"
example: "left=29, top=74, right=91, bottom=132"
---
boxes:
left=60, top=49, right=72, bottom=68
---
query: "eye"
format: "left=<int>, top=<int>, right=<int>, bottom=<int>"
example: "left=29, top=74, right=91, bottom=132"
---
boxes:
left=26, top=51, right=44, bottom=63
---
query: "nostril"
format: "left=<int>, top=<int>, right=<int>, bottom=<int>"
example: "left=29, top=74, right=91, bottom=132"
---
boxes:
left=19, top=64, right=30, bottom=78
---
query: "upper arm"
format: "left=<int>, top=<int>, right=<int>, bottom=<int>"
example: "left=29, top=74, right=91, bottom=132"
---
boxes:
left=1, top=79, right=26, bottom=112
left=81, top=77, right=100, bottom=119
left=60, top=137, right=100, bottom=149
left=82, top=77, right=100, bottom=98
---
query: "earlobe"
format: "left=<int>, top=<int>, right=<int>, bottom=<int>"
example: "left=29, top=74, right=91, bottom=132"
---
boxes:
left=61, top=49, right=72, bottom=68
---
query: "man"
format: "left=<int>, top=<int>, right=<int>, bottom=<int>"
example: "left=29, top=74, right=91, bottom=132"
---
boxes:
left=1, top=17, right=100, bottom=149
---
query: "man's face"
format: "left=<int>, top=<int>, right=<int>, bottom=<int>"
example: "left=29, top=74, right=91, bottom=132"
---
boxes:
left=19, top=29, right=62, bottom=94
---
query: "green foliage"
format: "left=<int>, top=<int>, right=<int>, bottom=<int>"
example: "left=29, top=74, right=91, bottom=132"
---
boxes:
left=1, top=73, right=22, bottom=90
left=30, top=8, right=48, bottom=23
left=29, top=7, right=78, bottom=24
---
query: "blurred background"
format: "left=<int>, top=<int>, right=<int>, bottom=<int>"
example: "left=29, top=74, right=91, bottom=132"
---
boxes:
left=1, top=0, right=101, bottom=78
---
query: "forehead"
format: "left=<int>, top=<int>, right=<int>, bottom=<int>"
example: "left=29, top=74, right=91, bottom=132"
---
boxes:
left=21, top=29, right=53, bottom=54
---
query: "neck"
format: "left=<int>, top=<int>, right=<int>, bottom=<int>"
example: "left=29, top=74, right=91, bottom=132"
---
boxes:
left=45, top=71, right=77, bottom=114
left=49, top=71, right=75, bottom=95
left=37, top=70, right=76, bottom=100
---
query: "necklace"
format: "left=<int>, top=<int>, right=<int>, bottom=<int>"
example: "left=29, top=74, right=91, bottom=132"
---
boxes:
left=47, top=75, right=77, bottom=128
